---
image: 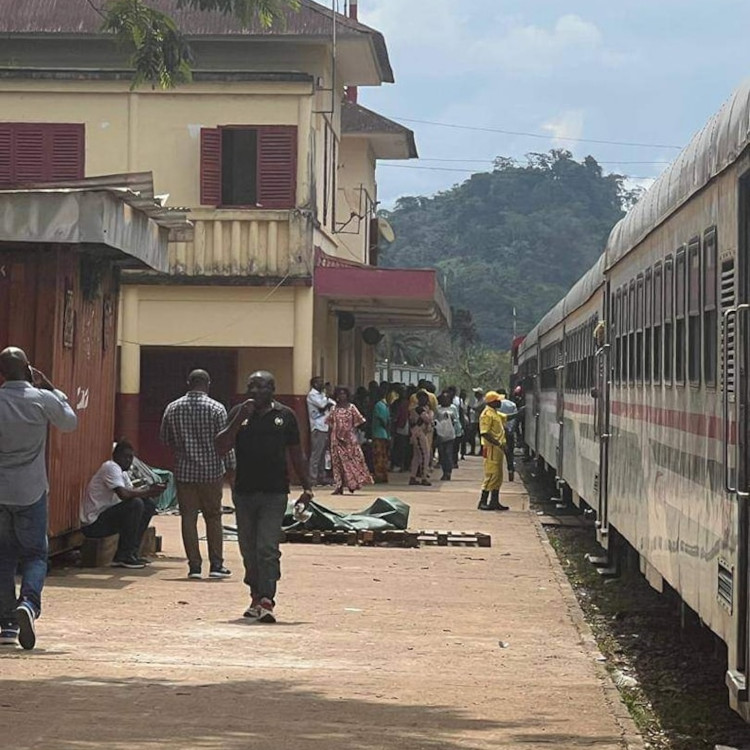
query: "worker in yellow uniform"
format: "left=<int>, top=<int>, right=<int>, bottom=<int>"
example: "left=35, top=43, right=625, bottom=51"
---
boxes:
left=477, top=391, right=509, bottom=511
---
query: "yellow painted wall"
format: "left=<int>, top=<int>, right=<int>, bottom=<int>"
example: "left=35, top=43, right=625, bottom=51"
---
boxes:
left=236, top=348, right=293, bottom=394
left=135, top=286, right=297, bottom=348
left=336, top=137, right=377, bottom=263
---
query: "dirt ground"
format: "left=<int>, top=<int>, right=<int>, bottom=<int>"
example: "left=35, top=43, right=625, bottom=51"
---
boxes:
left=2, top=458, right=642, bottom=749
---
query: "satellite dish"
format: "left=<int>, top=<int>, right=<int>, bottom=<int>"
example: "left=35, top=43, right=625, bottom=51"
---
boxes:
left=378, top=217, right=396, bottom=244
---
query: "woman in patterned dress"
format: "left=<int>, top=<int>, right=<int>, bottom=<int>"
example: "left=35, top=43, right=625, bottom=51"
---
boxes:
left=328, top=386, right=373, bottom=494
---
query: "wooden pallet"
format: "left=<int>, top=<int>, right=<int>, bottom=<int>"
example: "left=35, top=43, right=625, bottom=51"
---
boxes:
left=358, top=530, right=420, bottom=548
left=282, top=529, right=358, bottom=545
left=417, top=530, right=492, bottom=548
left=281, top=528, right=491, bottom=548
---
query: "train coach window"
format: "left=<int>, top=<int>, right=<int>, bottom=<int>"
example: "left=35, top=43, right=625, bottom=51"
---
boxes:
left=629, top=279, right=636, bottom=384
left=688, top=238, right=701, bottom=384
left=636, top=274, right=644, bottom=383
left=653, top=263, right=663, bottom=383
left=704, top=227, right=718, bottom=386
left=664, top=256, right=674, bottom=384
left=675, top=248, right=687, bottom=384
left=645, top=269, right=652, bottom=384
left=614, top=288, right=622, bottom=384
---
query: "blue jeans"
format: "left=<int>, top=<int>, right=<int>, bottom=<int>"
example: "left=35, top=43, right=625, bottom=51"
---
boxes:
left=0, top=493, right=48, bottom=622
left=233, top=491, right=288, bottom=602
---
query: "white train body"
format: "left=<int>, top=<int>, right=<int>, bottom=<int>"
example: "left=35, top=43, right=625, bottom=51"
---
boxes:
left=517, top=78, right=750, bottom=719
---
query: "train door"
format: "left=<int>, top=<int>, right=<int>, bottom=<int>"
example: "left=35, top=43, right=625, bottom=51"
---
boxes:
left=533, top=359, right=541, bottom=456
left=728, top=173, right=750, bottom=706
left=556, top=334, right=565, bottom=480
left=595, top=287, right=611, bottom=537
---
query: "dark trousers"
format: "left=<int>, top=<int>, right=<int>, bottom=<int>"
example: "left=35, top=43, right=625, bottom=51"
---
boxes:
left=464, top=424, right=478, bottom=455
left=452, top=436, right=462, bottom=466
left=234, top=491, right=287, bottom=602
left=391, top=433, right=410, bottom=470
left=0, top=493, right=48, bottom=622
left=505, top=429, right=516, bottom=475
left=82, top=498, right=157, bottom=560
left=437, top=440, right=454, bottom=478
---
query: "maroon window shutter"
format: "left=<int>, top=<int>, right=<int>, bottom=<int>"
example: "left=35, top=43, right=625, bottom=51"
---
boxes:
left=0, top=125, right=11, bottom=186
left=257, top=126, right=297, bottom=209
left=13, top=124, right=45, bottom=184
left=49, top=124, right=85, bottom=180
left=200, top=128, right=222, bottom=206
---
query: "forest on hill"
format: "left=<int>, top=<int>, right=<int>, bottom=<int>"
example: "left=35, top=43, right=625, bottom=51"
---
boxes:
left=379, top=150, right=643, bottom=353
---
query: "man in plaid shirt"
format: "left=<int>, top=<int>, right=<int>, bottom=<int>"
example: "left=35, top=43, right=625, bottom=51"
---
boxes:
left=160, top=370, right=236, bottom=579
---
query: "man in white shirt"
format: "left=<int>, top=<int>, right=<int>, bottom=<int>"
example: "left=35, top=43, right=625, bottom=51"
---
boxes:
left=306, top=376, right=333, bottom=486
left=0, top=346, right=77, bottom=650
left=81, top=440, right=166, bottom=569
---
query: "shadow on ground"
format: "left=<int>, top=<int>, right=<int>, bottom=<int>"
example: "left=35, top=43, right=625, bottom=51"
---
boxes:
left=1, top=675, right=622, bottom=749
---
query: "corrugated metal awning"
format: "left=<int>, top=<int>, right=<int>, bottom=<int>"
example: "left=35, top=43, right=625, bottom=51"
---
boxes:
left=0, top=176, right=190, bottom=272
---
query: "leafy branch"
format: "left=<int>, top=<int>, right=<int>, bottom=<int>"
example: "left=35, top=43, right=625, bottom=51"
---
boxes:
left=98, top=0, right=300, bottom=89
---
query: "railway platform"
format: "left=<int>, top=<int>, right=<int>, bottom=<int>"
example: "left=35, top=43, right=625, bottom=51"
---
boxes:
left=1, top=458, right=642, bottom=749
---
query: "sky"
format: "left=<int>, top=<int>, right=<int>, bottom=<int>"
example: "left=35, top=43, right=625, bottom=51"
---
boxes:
left=355, top=0, right=750, bottom=207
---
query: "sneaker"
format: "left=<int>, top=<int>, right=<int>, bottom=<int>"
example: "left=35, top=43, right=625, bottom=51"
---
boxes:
left=136, top=557, right=152, bottom=566
left=258, top=598, right=276, bottom=624
left=420, top=479, right=432, bottom=486
left=243, top=599, right=261, bottom=620
left=0, top=623, right=19, bottom=646
left=15, top=602, right=36, bottom=651
left=209, top=566, right=232, bottom=579
left=111, top=556, right=146, bottom=569
left=188, top=567, right=202, bottom=580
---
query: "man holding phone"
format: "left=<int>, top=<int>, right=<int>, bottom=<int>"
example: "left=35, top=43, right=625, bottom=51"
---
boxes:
left=216, top=371, right=313, bottom=623
left=0, top=346, right=78, bottom=650
left=80, top=439, right=166, bottom=570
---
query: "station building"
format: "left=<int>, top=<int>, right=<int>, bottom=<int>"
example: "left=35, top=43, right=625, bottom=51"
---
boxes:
left=0, top=0, right=450, bottom=467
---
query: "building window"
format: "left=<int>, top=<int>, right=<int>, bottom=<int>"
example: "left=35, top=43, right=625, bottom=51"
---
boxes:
left=675, top=247, right=686, bottom=384
left=704, top=227, right=718, bottom=386
left=200, top=125, right=297, bottom=209
left=664, top=256, right=673, bottom=384
left=653, top=262, right=662, bottom=384
left=687, top=238, right=701, bottom=384
left=0, top=123, right=85, bottom=186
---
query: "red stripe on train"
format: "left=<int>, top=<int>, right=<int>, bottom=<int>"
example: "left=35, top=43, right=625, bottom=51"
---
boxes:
left=611, top=401, right=734, bottom=441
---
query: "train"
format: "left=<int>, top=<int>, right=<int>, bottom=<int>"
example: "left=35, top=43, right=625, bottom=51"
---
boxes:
left=516, top=77, right=750, bottom=720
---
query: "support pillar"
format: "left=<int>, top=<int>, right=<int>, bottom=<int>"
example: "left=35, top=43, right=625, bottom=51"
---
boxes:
left=293, top=287, right=314, bottom=395
left=290, top=287, right=315, bottom=455
left=116, top=285, right=141, bottom=449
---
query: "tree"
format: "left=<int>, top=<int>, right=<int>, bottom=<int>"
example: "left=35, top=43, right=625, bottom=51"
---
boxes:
left=379, top=150, right=630, bottom=349
left=89, top=0, right=300, bottom=88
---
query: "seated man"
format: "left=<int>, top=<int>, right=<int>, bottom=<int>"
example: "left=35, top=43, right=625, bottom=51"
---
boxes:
left=80, top=440, right=165, bottom=569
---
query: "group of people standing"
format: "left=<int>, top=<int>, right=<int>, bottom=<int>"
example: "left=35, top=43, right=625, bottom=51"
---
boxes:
left=0, top=343, right=527, bottom=648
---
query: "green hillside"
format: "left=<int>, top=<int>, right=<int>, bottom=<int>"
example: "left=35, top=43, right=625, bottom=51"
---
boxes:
left=380, top=150, right=641, bottom=349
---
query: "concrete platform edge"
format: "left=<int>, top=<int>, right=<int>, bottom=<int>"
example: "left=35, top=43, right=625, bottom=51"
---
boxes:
left=532, top=515, right=646, bottom=750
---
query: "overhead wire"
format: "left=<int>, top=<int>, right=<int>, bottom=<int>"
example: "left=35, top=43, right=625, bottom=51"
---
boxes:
left=378, top=163, right=658, bottom=180
left=383, top=116, right=683, bottom=150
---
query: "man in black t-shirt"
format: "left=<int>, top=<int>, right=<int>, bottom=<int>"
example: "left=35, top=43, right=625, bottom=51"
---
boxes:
left=216, top=371, right=312, bottom=623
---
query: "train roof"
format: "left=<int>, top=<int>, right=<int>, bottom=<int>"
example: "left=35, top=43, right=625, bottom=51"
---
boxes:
left=562, top=252, right=606, bottom=318
left=606, top=77, right=750, bottom=269
left=538, top=297, right=566, bottom=337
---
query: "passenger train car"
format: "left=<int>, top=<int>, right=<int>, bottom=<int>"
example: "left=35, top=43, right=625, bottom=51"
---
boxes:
left=517, top=78, right=750, bottom=720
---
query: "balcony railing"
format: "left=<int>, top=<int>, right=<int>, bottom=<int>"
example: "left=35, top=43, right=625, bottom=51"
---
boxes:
left=167, top=210, right=314, bottom=278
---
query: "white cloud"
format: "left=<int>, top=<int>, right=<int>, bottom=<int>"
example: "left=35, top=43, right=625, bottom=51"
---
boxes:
left=470, top=15, right=607, bottom=74
left=361, top=4, right=623, bottom=77
left=541, top=110, right=586, bottom=147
